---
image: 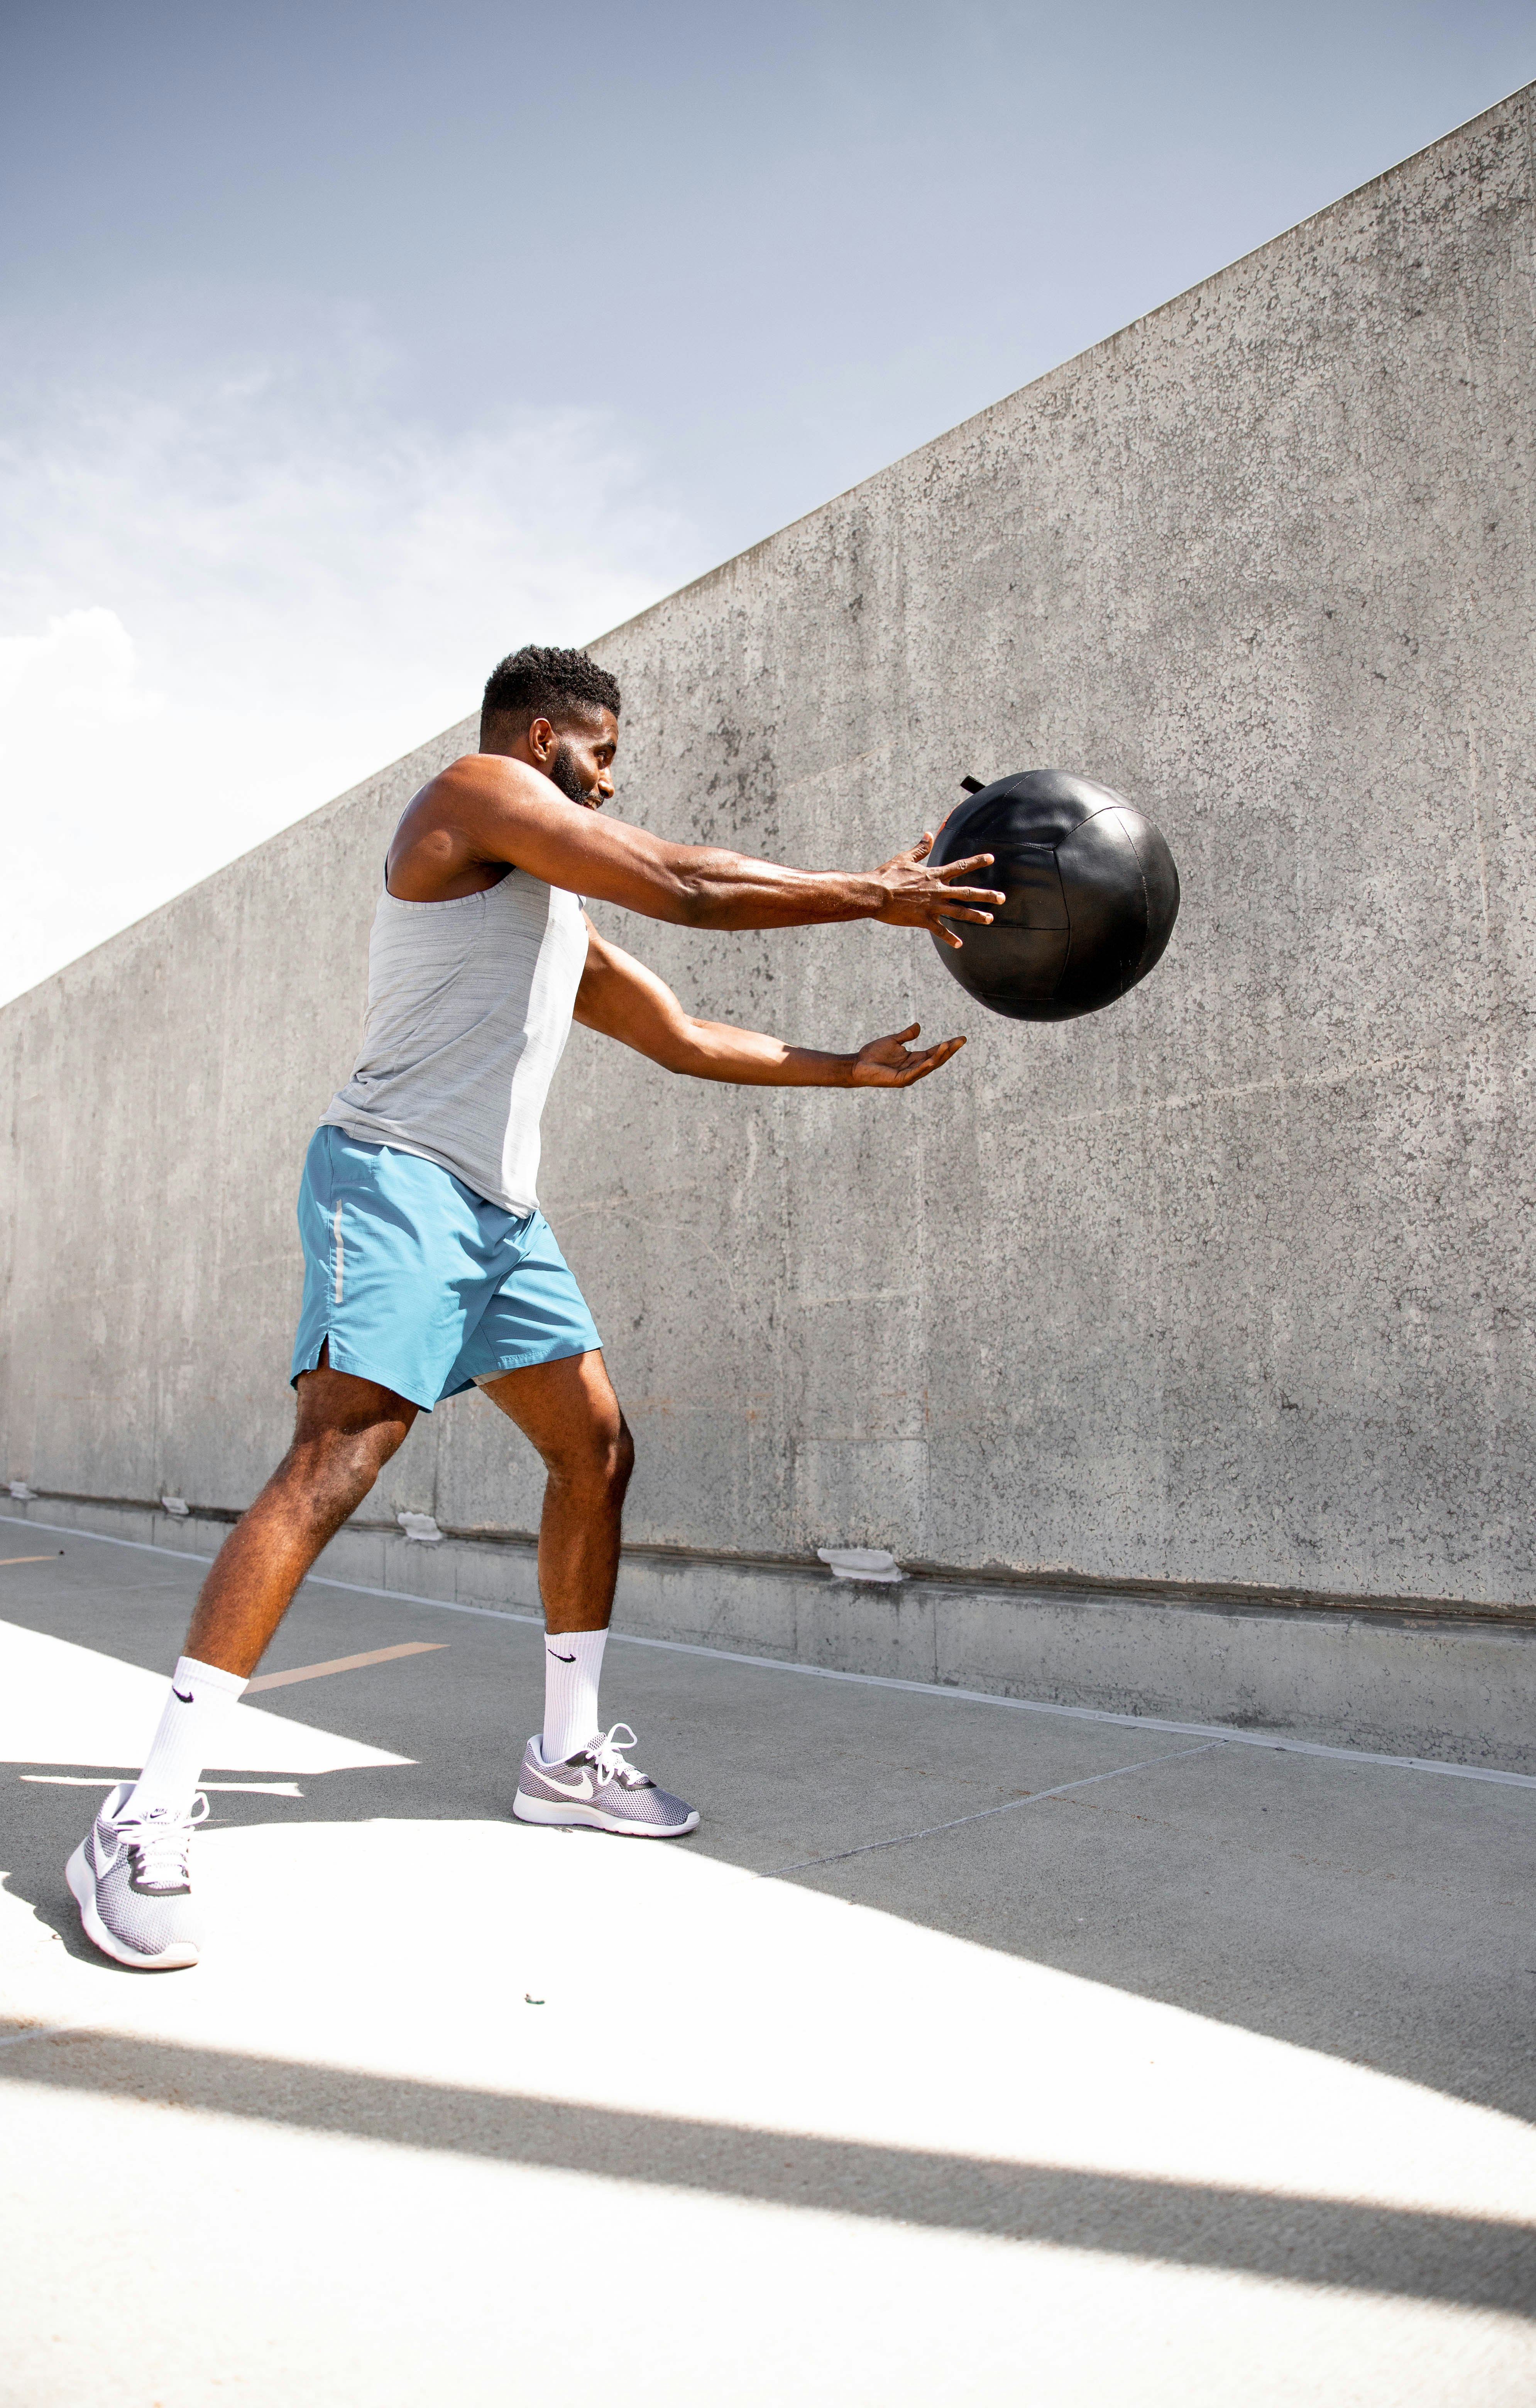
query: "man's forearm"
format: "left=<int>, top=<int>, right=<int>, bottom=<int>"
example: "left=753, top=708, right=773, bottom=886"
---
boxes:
left=661, top=830, right=999, bottom=943
left=667, top=851, right=886, bottom=932
left=661, top=1016, right=856, bottom=1086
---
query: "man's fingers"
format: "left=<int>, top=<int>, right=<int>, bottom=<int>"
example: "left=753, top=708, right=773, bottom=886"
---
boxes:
left=895, top=1040, right=964, bottom=1084
left=857, top=1033, right=965, bottom=1086
left=938, top=851, right=996, bottom=882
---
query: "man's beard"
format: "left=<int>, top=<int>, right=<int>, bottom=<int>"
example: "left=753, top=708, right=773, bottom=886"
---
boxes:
left=546, top=739, right=589, bottom=805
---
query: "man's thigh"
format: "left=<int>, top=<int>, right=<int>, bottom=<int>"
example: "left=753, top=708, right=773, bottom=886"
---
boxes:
left=294, top=1342, right=418, bottom=1449
left=477, top=1349, right=623, bottom=1461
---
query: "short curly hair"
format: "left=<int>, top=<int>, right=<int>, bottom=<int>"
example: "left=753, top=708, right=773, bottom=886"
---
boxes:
left=480, top=645, right=621, bottom=741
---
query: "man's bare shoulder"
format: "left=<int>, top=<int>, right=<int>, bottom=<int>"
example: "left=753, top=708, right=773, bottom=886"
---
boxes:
left=411, top=751, right=546, bottom=820
left=402, top=754, right=567, bottom=843
left=387, top=754, right=557, bottom=898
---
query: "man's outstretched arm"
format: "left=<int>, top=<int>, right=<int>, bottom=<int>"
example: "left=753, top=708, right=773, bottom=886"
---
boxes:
left=574, top=924, right=966, bottom=1088
left=395, top=754, right=1003, bottom=948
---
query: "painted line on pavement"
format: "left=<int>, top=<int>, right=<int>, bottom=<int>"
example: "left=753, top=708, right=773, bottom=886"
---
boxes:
left=0, top=1554, right=62, bottom=1567
left=247, top=1642, right=446, bottom=1692
left=5, top=1512, right=1535, bottom=1792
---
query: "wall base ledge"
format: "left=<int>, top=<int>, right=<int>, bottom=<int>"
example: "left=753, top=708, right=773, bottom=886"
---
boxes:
left=5, top=1493, right=1534, bottom=1777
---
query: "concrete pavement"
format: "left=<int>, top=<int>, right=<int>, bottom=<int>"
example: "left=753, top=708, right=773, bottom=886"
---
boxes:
left=3, top=1517, right=1534, bottom=2404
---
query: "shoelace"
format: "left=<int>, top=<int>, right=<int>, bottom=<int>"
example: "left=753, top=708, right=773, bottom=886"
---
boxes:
left=120, top=1791, right=210, bottom=1889
left=588, top=1723, right=647, bottom=1788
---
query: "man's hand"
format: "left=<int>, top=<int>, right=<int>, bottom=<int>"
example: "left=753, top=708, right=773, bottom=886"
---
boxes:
left=851, top=1024, right=966, bottom=1087
left=872, top=833, right=1003, bottom=949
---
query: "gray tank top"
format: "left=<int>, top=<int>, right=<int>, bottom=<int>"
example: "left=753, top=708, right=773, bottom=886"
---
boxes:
left=322, top=870, right=588, bottom=1214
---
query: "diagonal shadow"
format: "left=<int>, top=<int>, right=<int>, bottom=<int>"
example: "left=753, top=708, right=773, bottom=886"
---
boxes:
left=3, top=2021, right=1533, bottom=2317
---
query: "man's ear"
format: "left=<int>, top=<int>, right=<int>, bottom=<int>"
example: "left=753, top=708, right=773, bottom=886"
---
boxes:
left=526, top=715, right=557, bottom=764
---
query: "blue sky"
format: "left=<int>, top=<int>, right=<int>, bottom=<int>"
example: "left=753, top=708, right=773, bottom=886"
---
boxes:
left=2, top=1, right=1533, bottom=999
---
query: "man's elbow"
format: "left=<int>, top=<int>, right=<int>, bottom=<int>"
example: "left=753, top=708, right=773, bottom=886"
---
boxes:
left=656, top=1020, right=711, bottom=1076
left=665, top=873, right=725, bottom=929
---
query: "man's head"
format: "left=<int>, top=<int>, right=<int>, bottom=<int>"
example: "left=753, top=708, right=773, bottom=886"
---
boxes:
left=480, top=645, right=621, bottom=809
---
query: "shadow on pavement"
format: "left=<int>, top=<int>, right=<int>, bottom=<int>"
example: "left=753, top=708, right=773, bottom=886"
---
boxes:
left=3, top=2020, right=1533, bottom=2315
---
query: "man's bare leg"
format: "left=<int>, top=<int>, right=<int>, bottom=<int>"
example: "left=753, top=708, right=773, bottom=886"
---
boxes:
left=477, top=1348, right=633, bottom=1636
left=65, top=1353, right=420, bottom=1969
left=488, top=1346, right=694, bottom=1830
left=185, top=1354, right=418, bottom=1676
left=476, top=1349, right=695, bottom=1833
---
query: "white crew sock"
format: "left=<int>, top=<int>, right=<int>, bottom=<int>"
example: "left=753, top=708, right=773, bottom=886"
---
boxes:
left=122, top=1656, right=249, bottom=1821
left=540, top=1628, right=607, bottom=1765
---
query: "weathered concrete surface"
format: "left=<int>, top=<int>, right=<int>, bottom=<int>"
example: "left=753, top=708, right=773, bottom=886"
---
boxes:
left=4, top=1532, right=1536, bottom=2404
left=11, top=1498, right=1536, bottom=1775
left=3, top=90, right=1536, bottom=1620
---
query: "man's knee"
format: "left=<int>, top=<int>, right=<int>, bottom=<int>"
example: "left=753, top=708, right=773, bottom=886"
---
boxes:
left=588, top=1411, right=634, bottom=1500
left=546, top=1405, right=633, bottom=1500
left=612, top=1414, right=636, bottom=1494
left=281, top=1427, right=386, bottom=1515
left=285, top=1387, right=415, bottom=1517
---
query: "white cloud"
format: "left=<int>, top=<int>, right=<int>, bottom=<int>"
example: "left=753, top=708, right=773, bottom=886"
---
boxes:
left=0, top=345, right=699, bottom=1003
left=0, top=607, right=164, bottom=722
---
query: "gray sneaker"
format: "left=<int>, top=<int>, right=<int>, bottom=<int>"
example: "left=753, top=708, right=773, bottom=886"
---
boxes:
left=65, top=1783, right=209, bottom=1969
left=513, top=1722, right=700, bottom=1838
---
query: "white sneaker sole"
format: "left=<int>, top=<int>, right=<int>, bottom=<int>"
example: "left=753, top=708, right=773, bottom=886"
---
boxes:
left=513, top=1791, right=700, bottom=1838
left=65, top=1840, right=201, bottom=1970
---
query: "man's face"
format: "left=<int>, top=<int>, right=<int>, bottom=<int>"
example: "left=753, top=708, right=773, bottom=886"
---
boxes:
left=541, top=708, right=618, bottom=810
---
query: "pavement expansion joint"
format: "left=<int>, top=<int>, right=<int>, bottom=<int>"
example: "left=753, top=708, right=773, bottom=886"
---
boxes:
left=767, top=1742, right=1227, bottom=1875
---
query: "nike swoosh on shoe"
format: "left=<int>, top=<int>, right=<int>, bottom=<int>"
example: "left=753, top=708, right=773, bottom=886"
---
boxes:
left=539, top=1767, right=595, bottom=1799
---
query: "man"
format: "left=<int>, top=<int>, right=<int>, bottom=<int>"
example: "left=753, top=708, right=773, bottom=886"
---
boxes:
left=67, top=645, right=1001, bottom=1968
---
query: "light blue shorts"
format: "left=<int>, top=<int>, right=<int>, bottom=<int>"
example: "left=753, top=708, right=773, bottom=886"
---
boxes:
left=291, top=1126, right=602, bottom=1411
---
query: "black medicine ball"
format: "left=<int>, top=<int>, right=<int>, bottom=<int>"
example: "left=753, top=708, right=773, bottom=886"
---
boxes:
left=929, top=769, right=1180, bottom=1022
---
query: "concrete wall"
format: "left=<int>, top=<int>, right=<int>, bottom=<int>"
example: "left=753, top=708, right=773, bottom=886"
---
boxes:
left=4, top=87, right=1535, bottom=1612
